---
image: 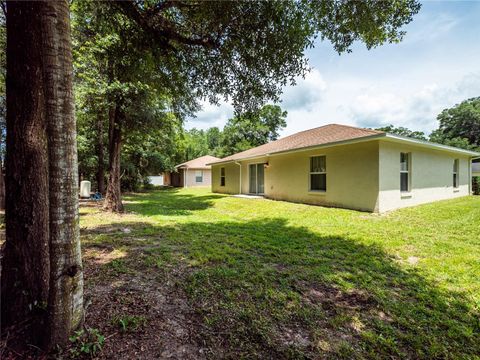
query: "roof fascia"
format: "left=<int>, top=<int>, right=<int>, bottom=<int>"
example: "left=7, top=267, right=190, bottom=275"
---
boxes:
left=383, top=134, right=480, bottom=157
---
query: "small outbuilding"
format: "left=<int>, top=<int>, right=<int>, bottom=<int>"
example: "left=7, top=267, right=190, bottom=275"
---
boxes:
left=208, top=124, right=480, bottom=213
left=169, top=155, right=220, bottom=188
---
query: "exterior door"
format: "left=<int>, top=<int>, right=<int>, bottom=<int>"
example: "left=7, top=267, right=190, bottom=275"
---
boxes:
left=249, top=163, right=265, bottom=194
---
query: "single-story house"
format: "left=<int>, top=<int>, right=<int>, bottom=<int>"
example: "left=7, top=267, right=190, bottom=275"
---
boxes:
left=208, top=124, right=480, bottom=213
left=473, top=162, right=480, bottom=177
left=169, top=155, right=220, bottom=188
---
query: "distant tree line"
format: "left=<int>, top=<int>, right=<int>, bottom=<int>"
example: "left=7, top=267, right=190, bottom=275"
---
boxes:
left=376, top=97, right=480, bottom=152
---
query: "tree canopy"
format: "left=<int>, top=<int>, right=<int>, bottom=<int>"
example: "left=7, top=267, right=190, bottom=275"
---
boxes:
left=375, top=124, right=427, bottom=140
left=109, top=0, right=421, bottom=111
left=429, top=97, right=480, bottom=150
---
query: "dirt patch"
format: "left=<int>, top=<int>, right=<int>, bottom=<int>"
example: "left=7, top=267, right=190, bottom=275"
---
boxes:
left=1, top=242, right=206, bottom=359
left=78, top=256, right=206, bottom=359
left=302, top=282, right=377, bottom=311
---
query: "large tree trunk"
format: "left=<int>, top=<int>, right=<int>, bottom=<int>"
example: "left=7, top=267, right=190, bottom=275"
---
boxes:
left=1, top=0, right=83, bottom=349
left=1, top=1, right=51, bottom=335
left=0, top=134, right=5, bottom=211
left=96, top=113, right=105, bottom=194
left=40, top=1, right=84, bottom=348
left=103, top=103, right=124, bottom=212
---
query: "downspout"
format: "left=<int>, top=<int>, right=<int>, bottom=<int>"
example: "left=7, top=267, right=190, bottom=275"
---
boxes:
left=469, top=157, right=472, bottom=194
left=184, top=167, right=187, bottom=188
left=235, top=161, right=242, bottom=194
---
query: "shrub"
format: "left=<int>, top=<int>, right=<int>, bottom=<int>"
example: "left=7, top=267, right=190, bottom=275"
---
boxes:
left=473, top=176, right=479, bottom=195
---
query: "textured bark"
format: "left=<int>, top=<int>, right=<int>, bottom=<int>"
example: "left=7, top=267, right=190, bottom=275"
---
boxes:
left=96, top=114, right=105, bottom=194
left=1, top=1, right=51, bottom=332
left=103, top=104, right=124, bottom=212
left=40, top=0, right=84, bottom=348
left=0, top=140, right=5, bottom=210
left=1, top=0, right=83, bottom=349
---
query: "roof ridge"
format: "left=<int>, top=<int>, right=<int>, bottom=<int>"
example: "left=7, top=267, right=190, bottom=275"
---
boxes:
left=329, top=123, right=385, bottom=134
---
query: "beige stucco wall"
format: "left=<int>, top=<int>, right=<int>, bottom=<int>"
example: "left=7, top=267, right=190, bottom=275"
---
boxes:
left=263, top=141, right=380, bottom=211
left=183, top=168, right=212, bottom=187
left=378, top=141, right=471, bottom=212
left=212, top=141, right=380, bottom=212
left=211, top=162, right=240, bottom=193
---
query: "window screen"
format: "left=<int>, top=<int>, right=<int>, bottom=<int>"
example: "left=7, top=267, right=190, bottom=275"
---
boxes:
left=195, top=170, right=203, bottom=183
left=453, top=159, right=459, bottom=188
left=220, top=167, right=225, bottom=186
left=400, top=153, right=410, bottom=192
left=310, top=156, right=326, bottom=191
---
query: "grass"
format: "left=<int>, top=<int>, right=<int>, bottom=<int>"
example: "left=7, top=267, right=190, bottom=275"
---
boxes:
left=80, top=187, right=480, bottom=359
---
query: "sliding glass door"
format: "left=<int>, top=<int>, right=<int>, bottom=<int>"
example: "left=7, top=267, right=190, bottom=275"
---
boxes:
left=249, top=163, right=265, bottom=194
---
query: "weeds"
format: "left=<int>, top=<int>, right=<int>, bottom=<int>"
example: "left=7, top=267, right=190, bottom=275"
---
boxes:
left=69, top=328, right=105, bottom=358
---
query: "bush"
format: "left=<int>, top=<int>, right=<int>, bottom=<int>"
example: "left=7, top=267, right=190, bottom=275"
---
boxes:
left=473, top=176, right=479, bottom=195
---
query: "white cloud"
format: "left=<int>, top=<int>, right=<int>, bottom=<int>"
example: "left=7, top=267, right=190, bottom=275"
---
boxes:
left=186, top=72, right=480, bottom=138
left=280, top=69, right=327, bottom=111
left=185, top=101, right=233, bottom=130
left=185, top=2, right=480, bottom=140
left=346, top=73, right=480, bottom=133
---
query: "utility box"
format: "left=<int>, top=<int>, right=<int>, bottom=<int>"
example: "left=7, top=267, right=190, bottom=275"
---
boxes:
left=80, top=180, right=91, bottom=198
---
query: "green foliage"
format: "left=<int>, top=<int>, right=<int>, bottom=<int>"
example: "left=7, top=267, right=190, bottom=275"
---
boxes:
left=111, top=314, right=147, bottom=333
left=108, top=259, right=130, bottom=274
left=176, top=104, right=287, bottom=162
left=220, top=105, right=287, bottom=156
left=72, top=0, right=420, bottom=192
left=72, top=2, right=187, bottom=191
left=473, top=176, right=480, bottom=195
left=430, top=97, right=480, bottom=150
left=375, top=124, right=427, bottom=140
left=110, top=0, right=420, bottom=111
left=179, top=128, right=211, bottom=162
left=69, top=328, right=105, bottom=357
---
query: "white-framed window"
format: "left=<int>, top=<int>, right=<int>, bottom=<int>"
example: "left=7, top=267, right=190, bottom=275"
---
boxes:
left=220, top=167, right=225, bottom=186
left=453, top=159, right=459, bottom=188
left=195, top=170, right=203, bottom=183
left=400, top=152, right=410, bottom=192
left=310, top=156, right=326, bottom=191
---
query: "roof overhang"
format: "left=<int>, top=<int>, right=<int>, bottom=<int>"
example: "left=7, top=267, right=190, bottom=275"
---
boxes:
left=207, top=133, right=480, bottom=166
left=175, top=165, right=211, bottom=170
left=382, top=134, right=480, bottom=157
left=207, top=134, right=385, bottom=165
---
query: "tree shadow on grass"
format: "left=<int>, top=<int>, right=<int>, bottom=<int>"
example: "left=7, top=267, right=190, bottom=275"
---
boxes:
left=81, top=218, right=480, bottom=359
left=123, top=188, right=226, bottom=216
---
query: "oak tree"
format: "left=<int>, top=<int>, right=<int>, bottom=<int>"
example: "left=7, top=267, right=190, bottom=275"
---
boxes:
left=1, top=0, right=83, bottom=349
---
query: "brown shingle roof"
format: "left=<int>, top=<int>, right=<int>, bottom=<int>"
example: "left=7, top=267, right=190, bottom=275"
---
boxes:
left=211, top=124, right=384, bottom=164
left=175, top=155, right=220, bottom=169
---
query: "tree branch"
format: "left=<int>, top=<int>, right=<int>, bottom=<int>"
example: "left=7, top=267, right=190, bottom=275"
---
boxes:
left=0, top=1, right=6, bottom=18
left=114, top=0, right=218, bottom=49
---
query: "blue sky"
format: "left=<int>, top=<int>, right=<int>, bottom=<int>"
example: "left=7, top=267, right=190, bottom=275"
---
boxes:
left=187, top=1, right=480, bottom=136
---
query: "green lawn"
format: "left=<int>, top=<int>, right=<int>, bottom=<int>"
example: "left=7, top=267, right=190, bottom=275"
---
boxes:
left=80, top=188, right=480, bottom=359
